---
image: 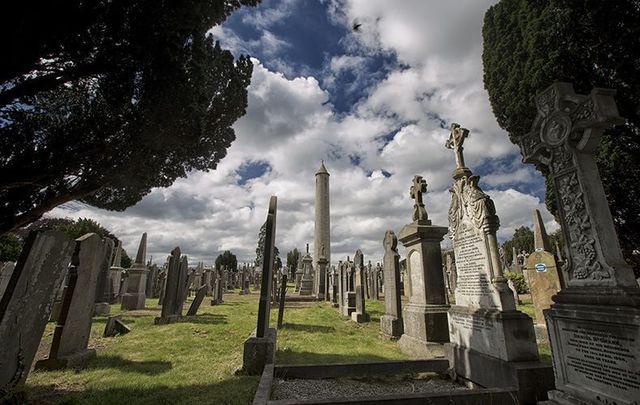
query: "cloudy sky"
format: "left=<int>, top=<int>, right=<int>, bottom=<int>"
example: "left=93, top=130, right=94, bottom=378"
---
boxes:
left=51, top=0, right=557, bottom=266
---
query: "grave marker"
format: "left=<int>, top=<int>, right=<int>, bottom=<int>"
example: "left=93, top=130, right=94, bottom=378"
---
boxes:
left=380, top=230, right=404, bottom=340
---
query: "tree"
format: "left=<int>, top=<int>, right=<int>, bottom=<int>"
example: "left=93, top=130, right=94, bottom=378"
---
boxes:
left=0, top=233, right=22, bottom=262
left=286, top=248, right=301, bottom=276
left=483, top=0, right=640, bottom=273
left=215, top=250, right=238, bottom=273
left=0, top=0, right=260, bottom=234
left=254, top=222, right=281, bottom=269
left=502, top=226, right=535, bottom=264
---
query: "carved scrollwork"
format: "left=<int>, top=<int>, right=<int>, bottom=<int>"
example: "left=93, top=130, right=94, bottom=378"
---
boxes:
left=449, top=174, right=499, bottom=236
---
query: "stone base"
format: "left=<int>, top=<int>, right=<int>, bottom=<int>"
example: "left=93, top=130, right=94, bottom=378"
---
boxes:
left=445, top=343, right=554, bottom=405
left=543, top=293, right=640, bottom=405
left=341, top=292, right=356, bottom=316
left=398, top=333, right=444, bottom=358
left=332, top=302, right=339, bottom=308
left=35, top=349, right=96, bottom=370
left=380, top=315, right=403, bottom=340
left=210, top=298, right=223, bottom=305
left=154, top=315, right=181, bottom=325
left=93, top=302, right=111, bottom=316
left=534, top=323, right=549, bottom=345
left=351, top=311, right=370, bottom=323
left=120, top=292, right=146, bottom=310
left=242, top=328, right=277, bottom=375
left=448, top=306, right=538, bottom=362
left=299, top=279, right=313, bottom=295
left=403, top=302, right=450, bottom=343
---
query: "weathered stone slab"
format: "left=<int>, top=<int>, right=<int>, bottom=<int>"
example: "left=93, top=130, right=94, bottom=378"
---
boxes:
left=351, top=250, right=370, bottom=323
left=186, top=285, right=207, bottom=316
left=0, top=231, right=75, bottom=391
left=120, top=233, right=148, bottom=310
left=0, top=262, right=15, bottom=300
left=103, top=315, right=131, bottom=337
left=380, top=230, right=403, bottom=340
left=523, top=251, right=560, bottom=324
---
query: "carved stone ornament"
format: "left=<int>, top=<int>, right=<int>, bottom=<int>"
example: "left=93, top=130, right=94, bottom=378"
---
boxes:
left=517, top=82, right=627, bottom=285
left=448, top=174, right=499, bottom=236
left=383, top=230, right=398, bottom=254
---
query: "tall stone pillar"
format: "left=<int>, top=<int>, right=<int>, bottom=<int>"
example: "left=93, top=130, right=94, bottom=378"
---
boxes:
left=121, top=233, right=149, bottom=310
left=397, top=175, right=450, bottom=357
left=314, top=161, right=330, bottom=299
left=517, top=83, right=640, bottom=405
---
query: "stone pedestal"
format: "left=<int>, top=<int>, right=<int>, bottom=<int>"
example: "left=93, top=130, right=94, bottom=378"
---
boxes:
left=380, top=315, right=403, bottom=340
left=35, top=349, right=96, bottom=370
left=120, top=267, right=148, bottom=310
left=299, top=276, right=313, bottom=295
left=93, top=302, right=111, bottom=316
left=242, top=328, right=277, bottom=375
left=397, top=221, right=450, bottom=357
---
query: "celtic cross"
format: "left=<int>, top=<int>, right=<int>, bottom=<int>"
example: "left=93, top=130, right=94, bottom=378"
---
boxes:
left=409, top=175, right=429, bottom=222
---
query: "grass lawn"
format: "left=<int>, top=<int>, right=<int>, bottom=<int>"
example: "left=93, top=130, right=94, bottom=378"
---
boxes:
left=23, top=291, right=407, bottom=405
left=23, top=290, right=552, bottom=404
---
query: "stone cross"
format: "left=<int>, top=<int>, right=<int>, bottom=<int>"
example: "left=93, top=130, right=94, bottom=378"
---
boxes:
left=409, top=175, right=429, bottom=222
left=445, top=122, right=469, bottom=170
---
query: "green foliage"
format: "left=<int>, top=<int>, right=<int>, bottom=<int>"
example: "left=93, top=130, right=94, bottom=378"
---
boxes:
left=502, top=226, right=534, bottom=264
left=483, top=0, right=640, bottom=273
left=286, top=248, right=301, bottom=276
left=504, top=271, right=528, bottom=294
left=215, top=250, right=237, bottom=272
left=254, top=222, right=281, bottom=268
left=57, top=217, right=117, bottom=240
left=0, top=0, right=260, bottom=233
left=0, top=233, right=22, bottom=262
left=121, top=250, right=132, bottom=269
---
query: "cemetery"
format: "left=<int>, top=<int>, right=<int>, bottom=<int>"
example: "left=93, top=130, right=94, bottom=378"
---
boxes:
left=1, top=1, right=639, bottom=404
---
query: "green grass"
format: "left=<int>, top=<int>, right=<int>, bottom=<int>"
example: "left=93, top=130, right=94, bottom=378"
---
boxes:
left=24, top=293, right=407, bottom=404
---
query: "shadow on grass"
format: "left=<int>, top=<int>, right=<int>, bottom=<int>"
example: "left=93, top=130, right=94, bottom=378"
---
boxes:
left=178, top=314, right=228, bottom=325
left=87, top=355, right=172, bottom=375
left=276, top=349, right=396, bottom=365
left=24, top=377, right=259, bottom=405
left=279, top=323, right=335, bottom=333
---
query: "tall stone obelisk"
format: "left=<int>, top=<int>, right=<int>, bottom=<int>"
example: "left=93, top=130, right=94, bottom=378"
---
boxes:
left=314, top=161, right=330, bottom=299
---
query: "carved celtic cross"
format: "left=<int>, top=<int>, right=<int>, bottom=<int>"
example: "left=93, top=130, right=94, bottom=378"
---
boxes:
left=518, top=82, right=635, bottom=288
left=445, top=123, right=469, bottom=170
left=409, top=175, right=429, bottom=222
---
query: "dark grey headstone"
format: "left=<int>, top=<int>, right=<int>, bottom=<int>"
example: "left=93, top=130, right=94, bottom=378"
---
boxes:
left=186, top=285, right=207, bottom=316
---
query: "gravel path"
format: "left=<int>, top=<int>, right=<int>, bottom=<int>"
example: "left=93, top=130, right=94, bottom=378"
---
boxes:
left=272, top=375, right=467, bottom=400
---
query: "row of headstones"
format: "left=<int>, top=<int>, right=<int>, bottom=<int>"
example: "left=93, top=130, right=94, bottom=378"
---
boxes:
left=375, top=83, right=640, bottom=404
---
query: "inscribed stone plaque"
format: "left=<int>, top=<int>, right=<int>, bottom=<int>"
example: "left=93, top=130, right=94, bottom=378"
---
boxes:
left=524, top=250, right=560, bottom=324
left=409, top=250, right=425, bottom=303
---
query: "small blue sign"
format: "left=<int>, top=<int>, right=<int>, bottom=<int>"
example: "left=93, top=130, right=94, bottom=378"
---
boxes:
left=535, top=263, right=547, bottom=272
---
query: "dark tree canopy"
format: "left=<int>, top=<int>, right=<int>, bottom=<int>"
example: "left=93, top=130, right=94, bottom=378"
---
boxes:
left=255, top=222, right=280, bottom=268
left=502, top=226, right=535, bottom=264
left=0, top=0, right=260, bottom=233
left=286, top=248, right=300, bottom=273
left=483, top=0, right=640, bottom=270
left=215, top=250, right=238, bottom=272
left=0, top=233, right=22, bottom=262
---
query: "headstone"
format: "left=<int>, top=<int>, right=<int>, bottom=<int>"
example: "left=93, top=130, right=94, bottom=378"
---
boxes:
left=243, top=196, right=278, bottom=375
left=277, top=273, right=287, bottom=328
left=507, top=279, right=521, bottom=305
left=516, top=83, right=640, bottom=404
left=299, top=244, right=314, bottom=295
left=523, top=209, right=562, bottom=324
left=103, top=315, right=131, bottom=337
left=108, top=240, right=124, bottom=303
left=341, top=259, right=356, bottom=316
left=380, top=230, right=404, bottom=340
left=0, top=262, right=16, bottom=300
left=93, top=238, right=115, bottom=316
left=0, top=231, right=75, bottom=393
left=294, top=257, right=303, bottom=292
left=186, top=285, right=207, bottom=316
left=155, top=248, right=185, bottom=324
left=120, top=233, right=149, bottom=310
left=351, top=250, right=370, bottom=323
left=36, top=233, right=113, bottom=370
left=145, top=263, right=158, bottom=298
left=397, top=175, right=450, bottom=357
left=443, top=123, right=552, bottom=403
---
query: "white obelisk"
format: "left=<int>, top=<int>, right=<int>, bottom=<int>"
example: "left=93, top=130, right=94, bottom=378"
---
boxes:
left=314, top=161, right=330, bottom=298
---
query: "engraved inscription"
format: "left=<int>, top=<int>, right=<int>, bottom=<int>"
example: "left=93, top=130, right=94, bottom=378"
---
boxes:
left=453, top=224, right=493, bottom=306
left=449, top=312, right=492, bottom=332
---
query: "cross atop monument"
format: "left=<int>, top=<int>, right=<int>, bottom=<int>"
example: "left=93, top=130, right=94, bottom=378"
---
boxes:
left=409, top=175, right=429, bottom=223
left=445, top=123, right=469, bottom=172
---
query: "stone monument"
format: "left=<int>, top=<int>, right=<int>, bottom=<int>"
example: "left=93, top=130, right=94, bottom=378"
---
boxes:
left=380, top=230, right=404, bottom=340
left=351, top=249, right=370, bottom=323
left=299, top=244, right=314, bottom=296
left=397, top=175, right=450, bottom=357
left=314, top=161, right=330, bottom=299
left=517, top=83, right=640, bottom=404
left=121, top=233, right=149, bottom=310
left=444, top=123, right=553, bottom=403
left=108, top=240, right=124, bottom=303
left=155, top=247, right=186, bottom=324
left=93, top=237, right=115, bottom=316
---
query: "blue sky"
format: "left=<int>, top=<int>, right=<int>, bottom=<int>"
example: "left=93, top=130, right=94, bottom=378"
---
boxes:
left=54, top=0, right=556, bottom=264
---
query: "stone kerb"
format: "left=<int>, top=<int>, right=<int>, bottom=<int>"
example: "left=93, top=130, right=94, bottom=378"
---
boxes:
left=517, top=83, right=640, bottom=405
left=243, top=196, right=278, bottom=375
left=0, top=231, right=76, bottom=393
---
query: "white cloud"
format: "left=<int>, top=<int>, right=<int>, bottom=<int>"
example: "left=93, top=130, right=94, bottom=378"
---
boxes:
left=50, top=1, right=557, bottom=268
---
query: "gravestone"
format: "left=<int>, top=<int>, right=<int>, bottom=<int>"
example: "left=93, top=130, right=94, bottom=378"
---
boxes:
left=0, top=262, right=16, bottom=300
left=103, top=315, right=131, bottom=337
left=277, top=273, right=287, bottom=328
left=508, top=279, right=521, bottom=305
left=0, top=231, right=75, bottom=394
left=155, top=248, right=186, bottom=324
left=380, top=230, right=404, bottom=340
left=397, top=175, right=450, bottom=357
left=186, top=285, right=207, bottom=316
left=299, top=244, right=314, bottom=295
left=351, top=250, right=370, bottom=323
left=108, top=240, right=124, bottom=303
left=341, top=259, right=356, bottom=316
left=145, top=263, right=158, bottom=298
left=294, top=257, right=303, bottom=292
left=317, top=249, right=329, bottom=301
left=121, top=233, right=149, bottom=310
left=93, top=238, right=115, bottom=316
left=444, top=123, right=553, bottom=403
left=243, top=196, right=278, bottom=375
left=523, top=209, right=562, bottom=325
left=516, top=83, right=640, bottom=405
